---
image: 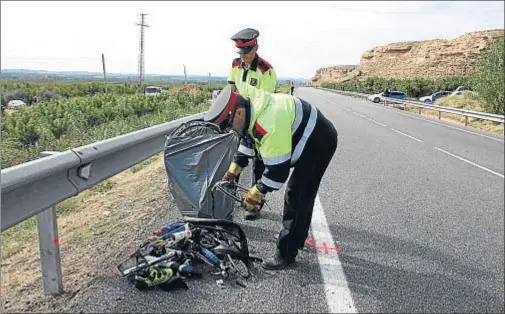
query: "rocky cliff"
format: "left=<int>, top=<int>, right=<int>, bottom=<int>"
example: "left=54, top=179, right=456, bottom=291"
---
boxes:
left=312, top=29, right=504, bottom=84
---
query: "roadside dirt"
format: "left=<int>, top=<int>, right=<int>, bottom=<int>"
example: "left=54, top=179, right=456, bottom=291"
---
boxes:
left=1, top=154, right=176, bottom=313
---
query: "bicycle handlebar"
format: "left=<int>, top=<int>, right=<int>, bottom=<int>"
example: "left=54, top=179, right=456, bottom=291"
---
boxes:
left=212, top=180, right=250, bottom=203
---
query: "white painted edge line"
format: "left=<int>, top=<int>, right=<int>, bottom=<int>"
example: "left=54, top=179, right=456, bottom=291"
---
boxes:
left=391, top=128, right=424, bottom=143
left=353, top=112, right=367, bottom=118
left=311, top=194, right=357, bottom=313
left=368, top=118, right=387, bottom=127
left=318, top=89, right=504, bottom=143
left=433, top=147, right=504, bottom=178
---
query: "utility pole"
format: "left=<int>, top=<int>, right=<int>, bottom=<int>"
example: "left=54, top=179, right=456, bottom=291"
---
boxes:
left=183, top=64, right=187, bottom=85
left=136, top=13, right=149, bottom=89
left=208, top=72, right=211, bottom=90
left=101, top=53, right=107, bottom=93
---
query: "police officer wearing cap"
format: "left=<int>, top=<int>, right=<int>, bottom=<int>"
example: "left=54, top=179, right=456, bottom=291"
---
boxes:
left=227, top=28, right=277, bottom=96
left=205, top=85, right=339, bottom=270
left=226, top=28, right=278, bottom=220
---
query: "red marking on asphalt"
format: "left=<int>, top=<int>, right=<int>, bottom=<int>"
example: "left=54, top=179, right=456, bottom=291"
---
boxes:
left=304, top=236, right=342, bottom=254
left=129, top=245, right=137, bottom=253
left=52, top=237, right=59, bottom=245
left=329, top=246, right=343, bottom=253
left=322, top=242, right=330, bottom=255
left=305, top=237, right=317, bottom=249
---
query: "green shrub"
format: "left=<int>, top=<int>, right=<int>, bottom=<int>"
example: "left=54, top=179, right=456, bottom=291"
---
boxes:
left=471, top=36, right=504, bottom=115
left=1, top=85, right=212, bottom=169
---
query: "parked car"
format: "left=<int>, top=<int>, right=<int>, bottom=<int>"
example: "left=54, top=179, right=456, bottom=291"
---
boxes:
left=451, top=86, right=468, bottom=96
left=5, top=99, right=27, bottom=110
left=367, top=91, right=406, bottom=103
left=144, top=86, right=168, bottom=96
left=145, top=86, right=163, bottom=96
left=419, top=91, right=452, bottom=103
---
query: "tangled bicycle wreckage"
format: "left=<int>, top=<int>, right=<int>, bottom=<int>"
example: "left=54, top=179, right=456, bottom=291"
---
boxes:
left=117, top=120, right=265, bottom=292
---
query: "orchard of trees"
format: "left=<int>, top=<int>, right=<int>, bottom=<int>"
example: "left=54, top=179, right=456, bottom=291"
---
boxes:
left=1, top=83, right=220, bottom=169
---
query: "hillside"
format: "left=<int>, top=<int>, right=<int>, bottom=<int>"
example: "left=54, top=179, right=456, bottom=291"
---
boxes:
left=312, top=29, right=504, bottom=84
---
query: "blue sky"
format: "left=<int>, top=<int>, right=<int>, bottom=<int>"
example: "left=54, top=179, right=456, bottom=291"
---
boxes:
left=1, top=1, right=504, bottom=79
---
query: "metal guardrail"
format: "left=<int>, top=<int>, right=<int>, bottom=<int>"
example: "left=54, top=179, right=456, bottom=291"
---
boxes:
left=1, top=112, right=205, bottom=295
left=316, top=87, right=505, bottom=125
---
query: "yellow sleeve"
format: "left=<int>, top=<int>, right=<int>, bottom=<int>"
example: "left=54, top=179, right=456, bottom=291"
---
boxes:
left=259, top=68, right=277, bottom=94
left=228, top=67, right=236, bottom=84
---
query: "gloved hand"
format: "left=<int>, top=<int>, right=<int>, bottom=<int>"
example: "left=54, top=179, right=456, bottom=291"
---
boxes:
left=222, top=162, right=242, bottom=182
left=242, top=185, right=265, bottom=211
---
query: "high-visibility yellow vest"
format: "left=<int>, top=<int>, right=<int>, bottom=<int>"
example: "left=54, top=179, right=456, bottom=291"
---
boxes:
left=227, top=54, right=277, bottom=97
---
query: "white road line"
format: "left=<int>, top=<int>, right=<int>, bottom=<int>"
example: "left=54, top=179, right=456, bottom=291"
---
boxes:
left=391, top=128, right=424, bottom=143
left=368, top=118, right=387, bottom=127
left=353, top=112, right=366, bottom=118
left=433, top=147, right=504, bottom=178
left=311, top=195, right=357, bottom=313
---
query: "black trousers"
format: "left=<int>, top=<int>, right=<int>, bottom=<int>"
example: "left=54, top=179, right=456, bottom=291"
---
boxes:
left=276, top=105, right=338, bottom=259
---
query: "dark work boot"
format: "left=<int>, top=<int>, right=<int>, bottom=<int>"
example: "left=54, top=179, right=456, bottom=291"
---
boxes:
left=244, top=208, right=260, bottom=220
left=262, top=250, right=295, bottom=270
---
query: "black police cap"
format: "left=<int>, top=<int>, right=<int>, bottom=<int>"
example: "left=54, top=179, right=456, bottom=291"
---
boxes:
left=230, top=28, right=259, bottom=54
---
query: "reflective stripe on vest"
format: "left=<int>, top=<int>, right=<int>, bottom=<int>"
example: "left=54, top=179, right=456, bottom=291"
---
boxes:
left=262, top=152, right=291, bottom=166
left=292, top=97, right=303, bottom=135
left=260, top=175, right=284, bottom=189
left=291, top=99, right=318, bottom=165
left=238, top=143, right=255, bottom=156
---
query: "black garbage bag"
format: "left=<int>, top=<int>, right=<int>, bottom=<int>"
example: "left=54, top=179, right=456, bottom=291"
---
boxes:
left=163, top=120, right=240, bottom=220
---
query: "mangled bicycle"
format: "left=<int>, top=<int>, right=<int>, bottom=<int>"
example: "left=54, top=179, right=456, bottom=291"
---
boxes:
left=116, top=120, right=264, bottom=291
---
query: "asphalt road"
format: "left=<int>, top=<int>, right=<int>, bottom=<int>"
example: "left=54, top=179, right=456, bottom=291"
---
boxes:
left=64, top=87, right=504, bottom=313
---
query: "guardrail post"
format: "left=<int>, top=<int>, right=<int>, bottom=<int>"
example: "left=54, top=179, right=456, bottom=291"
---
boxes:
left=403, top=104, right=407, bottom=111
left=418, top=107, right=422, bottom=115
left=438, top=111, right=442, bottom=120
left=465, top=116, right=469, bottom=126
left=37, top=205, right=64, bottom=295
left=36, top=151, right=64, bottom=295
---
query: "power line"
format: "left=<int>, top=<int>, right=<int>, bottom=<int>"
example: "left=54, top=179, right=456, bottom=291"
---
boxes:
left=136, top=13, right=149, bottom=87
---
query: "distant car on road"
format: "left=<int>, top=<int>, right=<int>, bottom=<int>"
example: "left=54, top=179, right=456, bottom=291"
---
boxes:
left=367, top=91, right=406, bottom=103
left=419, top=91, right=452, bottom=103
left=212, top=90, right=221, bottom=100
left=145, top=86, right=163, bottom=96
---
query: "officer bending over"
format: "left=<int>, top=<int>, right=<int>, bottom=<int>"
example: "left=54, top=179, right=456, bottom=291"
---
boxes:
left=204, top=85, right=339, bottom=270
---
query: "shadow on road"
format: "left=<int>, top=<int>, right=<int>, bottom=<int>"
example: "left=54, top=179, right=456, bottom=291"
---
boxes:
left=329, top=224, right=504, bottom=313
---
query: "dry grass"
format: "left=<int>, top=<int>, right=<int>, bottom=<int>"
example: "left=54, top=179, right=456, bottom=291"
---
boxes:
left=172, top=83, right=201, bottom=95
left=1, top=154, right=175, bottom=313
